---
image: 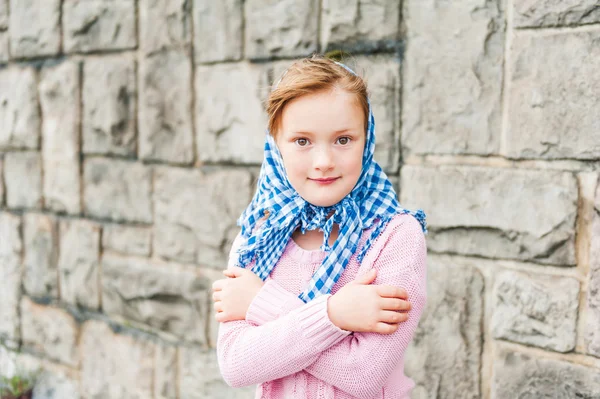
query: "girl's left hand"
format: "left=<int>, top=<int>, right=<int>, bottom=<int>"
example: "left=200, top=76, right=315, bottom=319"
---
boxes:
left=211, top=266, right=265, bottom=323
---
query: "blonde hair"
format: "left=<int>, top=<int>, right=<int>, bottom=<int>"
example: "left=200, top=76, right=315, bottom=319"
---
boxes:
left=266, top=55, right=369, bottom=137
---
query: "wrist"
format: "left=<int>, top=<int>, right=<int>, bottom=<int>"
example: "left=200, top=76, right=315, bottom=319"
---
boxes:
left=326, top=295, right=344, bottom=330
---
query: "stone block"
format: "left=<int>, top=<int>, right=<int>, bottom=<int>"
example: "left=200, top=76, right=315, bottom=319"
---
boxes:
left=179, top=347, right=256, bottom=399
left=20, top=297, right=79, bottom=367
left=4, top=152, right=42, bottom=209
left=84, top=158, right=152, bottom=223
left=0, top=1, right=7, bottom=63
left=0, top=212, right=22, bottom=340
left=139, top=50, right=194, bottom=164
left=80, top=320, right=154, bottom=399
left=63, top=0, right=136, bottom=53
left=356, top=55, right=401, bottom=173
left=23, top=213, right=59, bottom=298
left=193, top=0, right=243, bottom=63
left=404, top=256, right=483, bottom=399
left=140, top=0, right=191, bottom=54
left=492, top=270, right=579, bottom=352
left=102, top=224, right=151, bottom=257
left=586, top=183, right=600, bottom=357
left=513, top=0, right=600, bottom=28
left=195, top=62, right=268, bottom=164
left=0, top=157, right=4, bottom=206
left=101, top=255, right=209, bottom=343
left=244, top=0, right=318, bottom=59
left=400, top=165, right=578, bottom=265
left=321, top=0, right=400, bottom=52
left=153, top=166, right=253, bottom=267
left=58, top=219, right=100, bottom=310
left=83, top=54, right=136, bottom=156
left=9, top=0, right=60, bottom=58
left=493, top=349, right=600, bottom=397
left=402, top=0, right=504, bottom=156
left=0, top=66, right=40, bottom=150
left=40, top=61, right=82, bottom=215
left=154, top=344, right=177, bottom=399
left=506, top=29, right=600, bottom=159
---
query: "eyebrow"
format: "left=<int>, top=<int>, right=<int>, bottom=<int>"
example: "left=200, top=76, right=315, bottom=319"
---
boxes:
left=291, top=129, right=352, bottom=135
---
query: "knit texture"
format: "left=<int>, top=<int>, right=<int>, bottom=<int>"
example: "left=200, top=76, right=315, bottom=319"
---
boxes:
left=217, top=213, right=427, bottom=399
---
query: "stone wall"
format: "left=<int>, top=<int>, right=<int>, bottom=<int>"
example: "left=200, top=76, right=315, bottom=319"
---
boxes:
left=0, top=1, right=599, bottom=398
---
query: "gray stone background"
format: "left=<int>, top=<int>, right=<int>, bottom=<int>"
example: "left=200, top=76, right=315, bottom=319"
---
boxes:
left=0, top=0, right=599, bottom=398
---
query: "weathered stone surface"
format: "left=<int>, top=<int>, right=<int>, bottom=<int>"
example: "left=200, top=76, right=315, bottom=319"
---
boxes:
left=513, top=0, right=600, bottom=28
left=63, top=0, right=136, bottom=53
left=84, top=158, right=152, bottom=223
left=195, top=62, right=268, bottom=164
left=40, top=61, right=82, bottom=215
left=58, top=219, right=100, bottom=309
left=402, top=0, right=504, bottom=155
left=0, top=66, right=40, bottom=150
left=321, top=0, right=400, bottom=52
left=23, top=213, right=58, bottom=298
left=357, top=56, right=401, bottom=173
left=140, top=0, right=191, bottom=54
left=193, top=0, right=243, bottom=63
left=154, top=344, right=177, bottom=399
left=83, top=55, right=136, bottom=156
left=4, top=152, right=42, bottom=209
left=179, top=347, right=256, bottom=399
left=492, top=271, right=579, bottom=352
left=9, top=0, right=60, bottom=58
left=33, top=371, right=81, bottom=399
left=506, top=30, right=600, bottom=159
left=493, top=349, right=600, bottom=397
left=153, top=167, right=253, bottom=267
left=400, top=166, right=578, bottom=265
left=139, top=50, right=194, bottom=164
left=0, top=157, right=4, bottom=206
left=102, top=255, right=209, bottom=343
left=0, top=213, right=22, bottom=340
left=20, top=297, right=79, bottom=367
left=80, top=320, right=154, bottom=399
left=586, top=183, right=600, bottom=357
left=102, top=224, right=151, bottom=257
left=244, top=0, right=318, bottom=59
left=0, top=1, right=8, bottom=63
left=405, top=256, right=483, bottom=399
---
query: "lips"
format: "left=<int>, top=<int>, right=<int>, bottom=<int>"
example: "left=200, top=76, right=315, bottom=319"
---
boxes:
left=310, top=177, right=339, bottom=184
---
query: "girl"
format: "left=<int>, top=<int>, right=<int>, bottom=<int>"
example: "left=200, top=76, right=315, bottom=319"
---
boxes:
left=211, top=55, right=427, bottom=399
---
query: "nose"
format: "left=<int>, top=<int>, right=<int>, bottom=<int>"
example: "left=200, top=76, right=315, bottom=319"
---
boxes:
left=313, top=145, right=335, bottom=172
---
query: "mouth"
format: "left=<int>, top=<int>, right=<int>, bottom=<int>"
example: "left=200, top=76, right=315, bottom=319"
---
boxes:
left=309, top=177, right=340, bottom=184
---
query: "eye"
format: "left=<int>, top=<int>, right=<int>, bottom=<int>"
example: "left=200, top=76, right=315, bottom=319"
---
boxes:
left=295, top=138, right=310, bottom=147
left=336, top=136, right=352, bottom=145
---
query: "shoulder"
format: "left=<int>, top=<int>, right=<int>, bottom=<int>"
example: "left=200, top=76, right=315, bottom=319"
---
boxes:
left=362, top=213, right=427, bottom=268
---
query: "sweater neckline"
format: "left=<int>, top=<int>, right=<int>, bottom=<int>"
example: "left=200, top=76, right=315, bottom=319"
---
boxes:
left=285, top=238, right=328, bottom=264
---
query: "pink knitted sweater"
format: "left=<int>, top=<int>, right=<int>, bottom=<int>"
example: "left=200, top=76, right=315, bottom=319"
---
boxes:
left=217, top=214, right=427, bottom=399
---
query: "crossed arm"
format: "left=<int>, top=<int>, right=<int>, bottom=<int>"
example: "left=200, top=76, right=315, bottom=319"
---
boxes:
left=213, top=218, right=427, bottom=398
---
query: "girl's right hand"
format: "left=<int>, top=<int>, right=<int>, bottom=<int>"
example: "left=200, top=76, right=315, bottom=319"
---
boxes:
left=327, top=268, right=411, bottom=334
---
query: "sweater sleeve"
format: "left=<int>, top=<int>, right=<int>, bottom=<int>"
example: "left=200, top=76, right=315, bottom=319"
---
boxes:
left=301, top=216, right=427, bottom=398
left=242, top=216, right=428, bottom=398
left=217, top=231, right=351, bottom=387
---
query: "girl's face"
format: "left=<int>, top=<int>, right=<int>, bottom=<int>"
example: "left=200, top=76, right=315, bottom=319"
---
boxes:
left=275, top=88, right=366, bottom=207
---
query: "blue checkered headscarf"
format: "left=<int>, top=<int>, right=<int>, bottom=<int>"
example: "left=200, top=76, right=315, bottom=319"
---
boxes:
left=235, top=62, right=426, bottom=303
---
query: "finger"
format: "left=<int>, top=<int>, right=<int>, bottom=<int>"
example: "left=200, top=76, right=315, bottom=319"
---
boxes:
left=352, top=269, right=377, bottom=285
left=215, top=312, right=228, bottom=323
left=380, top=310, right=409, bottom=324
left=224, top=266, right=246, bottom=278
left=212, top=279, right=224, bottom=292
left=212, top=291, right=222, bottom=302
left=374, top=322, right=399, bottom=335
left=379, top=297, right=411, bottom=312
left=376, top=285, right=408, bottom=299
left=213, top=301, right=223, bottom=312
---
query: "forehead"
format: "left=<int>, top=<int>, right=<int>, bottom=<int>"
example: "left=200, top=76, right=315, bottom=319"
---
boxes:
left=280, top=89, right=364, bottom=133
